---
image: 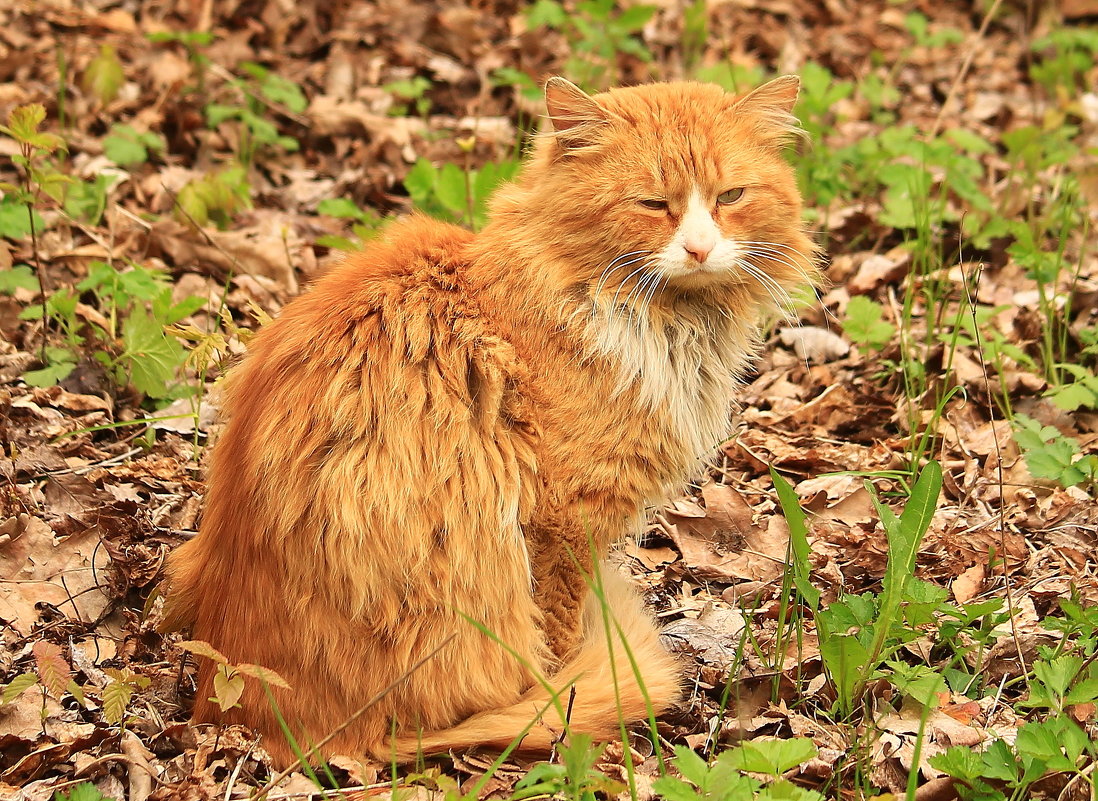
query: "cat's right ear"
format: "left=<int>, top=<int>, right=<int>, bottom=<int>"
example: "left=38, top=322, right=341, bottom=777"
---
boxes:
left=544, top=78, right=607, bottom=148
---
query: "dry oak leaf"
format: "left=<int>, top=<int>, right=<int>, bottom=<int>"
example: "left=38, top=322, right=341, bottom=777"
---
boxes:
left=0, top=515, right=108, bottom=636
left=149, top=216, right=300, bottom=294
left=663, top=483, right=787, bottom=584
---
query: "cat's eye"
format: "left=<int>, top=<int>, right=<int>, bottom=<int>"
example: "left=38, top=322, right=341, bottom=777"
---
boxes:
left=638, top=199, right=668, bottom=211
left=717, top=188, right=745, bottom=204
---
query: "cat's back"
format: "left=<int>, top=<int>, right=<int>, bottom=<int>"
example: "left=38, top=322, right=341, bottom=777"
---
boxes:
left=256, top=215, right=476, bottom=366
left=198, top=214, right=536, bottom=553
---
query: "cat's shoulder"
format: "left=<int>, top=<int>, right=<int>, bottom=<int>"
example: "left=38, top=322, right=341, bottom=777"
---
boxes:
left=313, top=215, right=474, bottom=304
left=263, top=216, right=474, bottom=339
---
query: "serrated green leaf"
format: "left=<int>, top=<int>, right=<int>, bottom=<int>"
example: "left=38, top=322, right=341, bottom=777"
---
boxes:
left=616, top=4, right=656, bottom=30
left=121, top=307, right=186, bottom=398
left=526, top=0, right=567, bottom=28
left=204, top=104, right=241, bottom=128
left=435, top=162, right=467, bottom=214
left=930, top=744, right=985, bottom=781
left=671, top=744, right=711, bottom=787
left=648, top=776, right=703, bottom=801
left=102, top=678, right=134, bottom=724
left=1048, top=381, right=1098, bottom=412
left=24, top=360, right=76, bottom=387
left=721, top=738, right=818, bottom=777
left=317, top=197, right=362, bottom=219
left=5, top=103, right=46, bottom=141
left=59, top=782, right=110, bottom=801
left=260, top=73, right=307, bottom=113
left=842, top=295, right=895, bottom=350
left=103, top=124, right=149, bottom=166
left=945, top=127, right=995, bottom=154
left=0, top=200, right=45, bottom=240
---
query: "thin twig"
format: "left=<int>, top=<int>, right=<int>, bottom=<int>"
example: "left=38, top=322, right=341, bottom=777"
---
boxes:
left=927, top=0, right=1006, bottom=139
left=963, top=264, right=1028, bottom=683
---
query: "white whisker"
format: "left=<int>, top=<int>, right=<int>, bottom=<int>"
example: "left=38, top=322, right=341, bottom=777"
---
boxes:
left=592, top=249, right=653, bottom=301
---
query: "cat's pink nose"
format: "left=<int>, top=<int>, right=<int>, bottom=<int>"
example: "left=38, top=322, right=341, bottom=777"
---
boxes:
left=684, top=236, right=714, bottom=262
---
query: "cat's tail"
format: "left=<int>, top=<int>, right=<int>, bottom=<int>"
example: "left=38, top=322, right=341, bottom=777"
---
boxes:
left=377, top=568, right=681, bottom=762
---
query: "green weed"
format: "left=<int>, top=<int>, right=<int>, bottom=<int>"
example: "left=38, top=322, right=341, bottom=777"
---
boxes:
left=404, top=156, right=519, bottom=230
left=103, top=123, right=166, bottom=166
left=524, top=0, right=655, bottom=90
left=316, top=197, right=388, bottom=250
left=1012, top=414, right=1098, bottom=490
left=652, top=740, right=822, bottom=801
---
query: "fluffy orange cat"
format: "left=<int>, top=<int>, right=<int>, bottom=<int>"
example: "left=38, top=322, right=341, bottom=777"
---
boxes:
left=164, top=76, right=818, bottom=766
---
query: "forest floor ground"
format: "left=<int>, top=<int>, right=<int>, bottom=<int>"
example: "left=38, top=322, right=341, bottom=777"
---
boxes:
left=1, top=0, right=1097, bottom=799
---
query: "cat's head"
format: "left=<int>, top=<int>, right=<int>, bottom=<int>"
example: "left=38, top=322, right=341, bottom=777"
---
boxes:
left=495, top=77, right=819, bottom=319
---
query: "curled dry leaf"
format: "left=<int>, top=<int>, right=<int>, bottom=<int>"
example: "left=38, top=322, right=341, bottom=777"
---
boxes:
left=777, top=326, right=850, bottom=363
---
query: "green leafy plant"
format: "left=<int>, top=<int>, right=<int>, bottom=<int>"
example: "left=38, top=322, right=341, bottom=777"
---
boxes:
left=175, top=166, right=251, bottom=228
left=80, top=44, right=125, bottom=106
left=1013, top=414, right=1097, bottom=490
left=1, top=641, right=85, bottom=725
left=524, top=0, right=655, bottom=90
left=53, top=783, right=109, bottom=801
left=652, top=740, right=822, bottom=801
left=842, top=295, right=895, bottom=352
left=103, top=123, right=166, bottom=166
left=0, top=104, right=69, bottom=317
left=315, top=197, right=387, bottom=251
left=384, top=76, right=433, bottom=117
left=512, top=735, right=624, bottom=800
left=932, top=715, right=1096, bottom=801
left=101, top=667, right=151, bottom=731
left=404, top=156, right=519, bottom=230
left=19, top=261, right=204, bottom=398
left=1029, top=28, right=1098, bottom=97
left=0, top=265, right=40, bottom=294
left=178, top=639, right=290, bottom=713
left=491, top=67, right=543, bottom=104
left=774, top=462, right=944, bottom=717
left=205, top=62, right=306, bottom=164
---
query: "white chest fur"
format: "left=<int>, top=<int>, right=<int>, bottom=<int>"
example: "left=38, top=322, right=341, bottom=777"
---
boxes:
left=586, top=304, right=756, bottom=470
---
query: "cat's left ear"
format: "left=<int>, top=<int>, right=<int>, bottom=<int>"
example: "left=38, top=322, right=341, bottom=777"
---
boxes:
left=731, top=75, right=803, bottom=145
left=544, top=78, right=607, bottom=147
left=733, top=75, right=801, bottom=115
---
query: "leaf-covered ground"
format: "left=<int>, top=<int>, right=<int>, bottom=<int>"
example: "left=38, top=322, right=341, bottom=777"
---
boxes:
left=1, top=0, right=1097, bottom=799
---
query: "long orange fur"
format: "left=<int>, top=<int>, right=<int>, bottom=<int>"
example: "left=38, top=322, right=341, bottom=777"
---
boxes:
left=163, top=77, right=819, bottom=766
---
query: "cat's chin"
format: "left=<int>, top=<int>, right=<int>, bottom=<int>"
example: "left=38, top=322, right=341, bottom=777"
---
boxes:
left=662, top=263, right=742, bottom=291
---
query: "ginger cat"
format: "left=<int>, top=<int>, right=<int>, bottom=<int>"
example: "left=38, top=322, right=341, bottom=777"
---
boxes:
left=164, top=76, right=818, bottom=766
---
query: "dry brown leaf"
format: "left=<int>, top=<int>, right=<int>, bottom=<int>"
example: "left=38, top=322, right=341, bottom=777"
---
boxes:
left=0, top=515, right=108, bottom=636
left=951, top=563, right=985, bottom=604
